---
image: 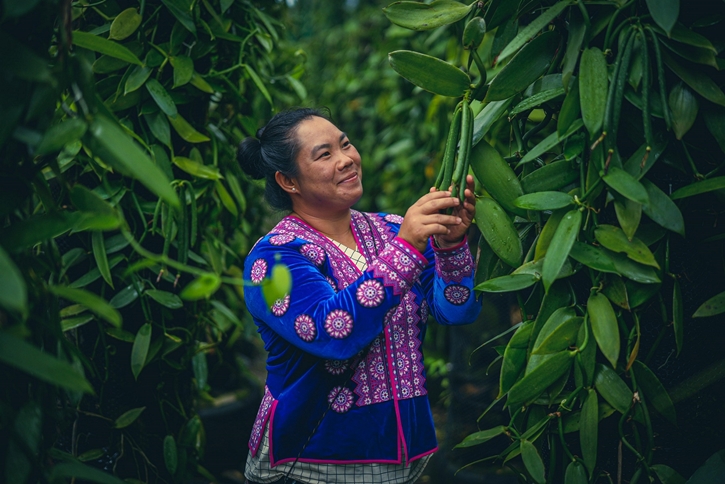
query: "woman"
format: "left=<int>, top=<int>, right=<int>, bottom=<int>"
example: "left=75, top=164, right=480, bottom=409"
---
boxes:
left=239, top=108, right=481, bottom=484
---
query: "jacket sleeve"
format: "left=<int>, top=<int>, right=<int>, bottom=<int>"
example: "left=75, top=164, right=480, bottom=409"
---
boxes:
left=418, top=236, right=481, bottom=326
left=244, top=236, right=428, bottom=360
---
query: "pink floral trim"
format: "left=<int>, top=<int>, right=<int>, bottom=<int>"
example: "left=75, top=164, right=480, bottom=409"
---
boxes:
left=371, top=238, right=426, bottom=296
left=435, top=239, right=474, bottom=284
left=300, top=243, right=326, bottom=266
left=271, top=294, right=290, bottom=316
left=250, top=258, right=267, bottom=284
left=356, top=279, right=384, bottom=308
left=294, top=314, right=316, bottom=342
left=328, top=386, right=354, bottom=413
left=324, top=359, right=348, bottom=375
left=444, top=285, right=471, bottom=305
left=249, top=386, right=275, bottom=455
left=384, top=214, right=404, bottom=225
left=324, top=309, right=353, bottom=339
left=269, top=233, right=295, bottom=245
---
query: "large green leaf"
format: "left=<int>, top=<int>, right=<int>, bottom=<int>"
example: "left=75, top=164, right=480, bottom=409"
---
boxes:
left=693, top=290, right=725, bottom=318
left=632, top=360, right=676, bottom=425
left=518, top=119, right=583, bottom=166
left=131, top=323, right=152, bottom=379
left=388, top=50, right=470, bottom=97
left=109, top=8, right=142, bottom=41
left=662, top=49, right=725, bottom=107
left=454, top=426, right=506, bottom=448
left=173, top=156, right=223, bottom=179
left=651, top=465, right=686, bottom=484
left=180, top=273, right=222, bottom=300
left=521, top=159, right=578, bottom=194
left=580, top=389, right=598, bottom=474
left=645, top=0, right=679, bottom=36
left=114, top=406, right=146, bottom=428
left=507, top=350, right=575, bottom=408
left=542, top=209, right=581, bottom=292
left=595, top=225, right=659, bottom=268
left=49, top=285, right=122, bottom=327
left=475, top=273, right=539, bottom=293
left=0, top=332, right=94, bottom=394
left=497, top=0, right=570, bottom=63
left=594, top=363, right=633, bottom=414
left=87, top=115, right=180, bottom=209
left=669, top=82, right=699, bottom=140
left=146, top=78, right=178, bottom=117
left=475, top=197, right=522, bottom=268
left=569, top=242, right=619, bottom=274
left=0, top=211, right=81, bottom=252
left=514, top=191, right=574, bottom=211
left=686, top=449, right=725, bottom=484
left=485, top=31, right=560, bottom=102
left=469, top=139, right=525, bottom=216
left=72, top=31, right=143, bottom=65
left=602, top=166, right=649, bottom=205
left=382, top=0, right=475, bottom=31
left=671, top=176, right=725, bottom=200
left=0, top=245, right=27, bottom=315
left=36, top=118, right=88, bottom=156
left=588, top=292, right=620, bottom=368
left=167, top=112, right=211, bottom=143
left=160, top=0, right=196, bottom=34
left=641, top=179, right=685, bottom=236
left=579, top=47, right=608, bottom=136
left=521, top=440, right=546, bottom=484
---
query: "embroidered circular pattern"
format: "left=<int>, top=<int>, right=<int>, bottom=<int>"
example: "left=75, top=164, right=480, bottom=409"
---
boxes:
left=384, top=214, right=404, bottom=225
left=325, top=359, right=348, bottom=375
left=269, top=233, right=295, bottom=245
left=444, top=285, right=470, bottom=305
left=294, top=314, right=316, bottom=342
left=324, top=309, right=353, bottom=339
left=326, top=276, right=338, bottom=292
left=300, top=243, right=326, bottom=266
left=250, top=259, right=267, bottom=284
left=356, top=280, right=384, bottom=308
left=393, top=251, right=415, bottom=271
left=328, top=386, right=354, bottom=413
left=271, top=294, right=291, bottom=316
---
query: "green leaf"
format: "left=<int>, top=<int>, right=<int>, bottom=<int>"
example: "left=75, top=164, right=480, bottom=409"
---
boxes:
left=641, top=179, right=685, bottom=236
left=0, top=332, right=94, bottom=394
left=518, top=119, right=583, bottom=166
left=510, top=88, right=565, bottom=116
left=0, top=211, right=80, bottom=252
left=558, top=79, right=581, bottom=137
left=146, top=289, right=183, bottom=309
left=514, top=257, right=574, bottom=280
left=168, top=113, right=210, bottom=143
left=514, top=191, right=574, bottom=211
left=161, top=0, right=196, bottom=34
left=475, top=197, right=523, bottom=268
left=542, top=209, right=581, bottom=292
left=180, top=273, right=222, bottom=300
left=564, top=461, right=588, bottom=484
left=669, top=82, right=699, bottom=140
left=474, top=273, right=539, bottom=293
left=192, top=350, right=208, bottom=390
left=62, top=315, right=94, bottom=331
left=693, top=290, right=725, bottom=318
left=602, top=274, right=630, bottom=309
left=109, top=8, right=142, bottom=41
left=171, top=55, right=194, bottom=88
left=469, top=139, right=525, bottom=216
left=661, top=49, right=725, bottom=107
left=595, top=225, right=659, bottom=268
left=486, top=31, right=560, bottom=102
left=614, top=196, right=642, bottom=242
left=87, top=115, right=180, bottom=209
left=594, top=363, right=632, bottom=414
left=671, top=176, right=725, bottom=200
left=72, top=31, right=143, bottom=65
left=383, top=0, right=475, bottom=31
left=507, top=350, right=574, bottom=408
left=499, top=323, right=533, bottom=396
left=131, top=323, right=152, bottom=379
left=92, top=231, right=113, bottom=288
left=521, top=160, right=578, bottom=194
left=532, top=316, right=582, bottom=355
left=588, top=292, right=620, bottom=368
left=190, top=72, right=215, bottom=93
left=632, top=360, right=676, bottom=425
left=570, top=241, right=619, bottom=274
left=454, top=425, right=506, bottom=448
left=602, top=166, right=649, bottom=205
left=262, top=262, right=293, bottom=308
left=114, top=406, right=146, bottom=428
left=105, top=327, right=135, bottom=342
left=685, top=450, right=725, bottom=484
left=35, top=118, right=88, bottom=156
left=146, top=78, right=178, bottom=117
left=651, top=465, right=685, bottom=484
left=521, top=440, right=546, bottom=484
left=110, top=284, right=139, bottom=308
left=69, top=255, right=124, bottom=289
left=0, top=245, right=27, bottom=315
left=605, top=249, right=661, bottom=284
left=124, top=65, right=152, bottom=94
left=497, top=0, right=571, bottom=64
left=388, top=50, right=470, bottom=98
left=172, top=156, right=222, bottom=179
left=579, top=47, right=609, bottom=136
left=580, top=388, right=598, bottom=474
left=244, top=64, right=273, bottom=105
left=472, top=99, right=512, bottom=145
left=50, top=461, right=126, bottom=484
left=146, top=112, right=172, bottom=147
left=164, top=435, right=178, bottom=475
left=49, top=285, right=122, bottom=327
left=646, top=0, right=679, bottom=36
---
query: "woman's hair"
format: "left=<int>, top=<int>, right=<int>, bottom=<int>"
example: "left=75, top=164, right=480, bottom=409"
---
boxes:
left=237, top=107, right=328, bottom=211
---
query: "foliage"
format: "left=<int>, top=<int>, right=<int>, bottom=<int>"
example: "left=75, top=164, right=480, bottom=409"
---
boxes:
left=383, top=0, right=725, bottom=482
left=0, top=0, right=302, bottom=482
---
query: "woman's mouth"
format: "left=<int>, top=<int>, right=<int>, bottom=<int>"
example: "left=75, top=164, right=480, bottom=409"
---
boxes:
left=339, top=173, right=358, bottom=184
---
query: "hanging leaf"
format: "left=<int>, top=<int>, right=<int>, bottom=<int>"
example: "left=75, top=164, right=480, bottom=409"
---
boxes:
left=693, top=290, right=725, bottom=318
left=110, top=284, right=139, bottom=309
left=661, top=49, right=725, bottom=107
left=171, top=55, right=194, bottom=88
left=645, top=0, right=679, bottom=36
left=641, top=180, right=685, bottom=236
left=472, top=99, right=512, bottom=145
left=454, top=425, right=506, bottom=448
left=507, top=350, right=575, bottom=408
left=521, top=160, right=578, bottom=194
left=579, top=47, right=608, bottom=136
left=244, top=64, right=273, bottom=105
left=114, top=406, right=146, bottom=428
left=167, top=113, right=211, bottom=143
left=192, top=350, right=208, bottom=390
left=497, top=0, right=570, bottom=63
left=632, top=360, right=677, bottom=426
left=499, top=322, right=533, bottom=396
left=0, top=332, right=94, bottom=394
left=145, top=289, right=183, bottom=309
left=602, top=166, right=649, bottom=206
left=520, top=440, right=546, bottom=484
left=161, top=0, right=196, bottom=34
left=109, top=8, right=142, bottom=41
left=173, top=156, right=223, bottom=179
left=180, top=273, right=222, bottom=300
left=669, top=82, right=699, bottom=140
left=510, top=87, right=565, bottom=116
left=72, top=31, right=143, bottom=65
left=604, top=249, right=661, bottom=284
left=469, top=139, right=525, bottom=216
left=580, top=389, right=598, bottom=474
left=475, top=197, right=523, bottom=268
left=475, top=273, right=539, bottom=293
left=593, top=363, right=632, bottom=414
left=388, top=50, right=470, bottom=97
left=49, top=285, right=122, bottom=327
left=671, top=176, right=725, bottom=200
left=532, top=316, right=582, bottom=355
left=146, top=79, right=178, bottom=117
left=542, top=209, right=581, bottom=292
left=564, top=461, right=588, bottom=484
left=602, top=275, right=630, bottom=309
left=651, top=465, right=686, bottom=484
left=382, top=0, right=475, bottom=31
left=558, top=79, right=581, bottom=137
left=164, top=435, right=178, bottom=475
left=486, top=31, right=560, bottom=102
left=0, top=245, right=27, bottom=315
left=35, top=118, right=88, bottom=156
left=569, top=242, right=619, bottom=274
left=514, top=191, right=574, bottom=211
left=518, top=119, right=583, bottom=166
left=594, top=225, right=659, bottom=268
left=131, top=323, right=152, bottom=379
left=588, top=292, right=620, bottom=368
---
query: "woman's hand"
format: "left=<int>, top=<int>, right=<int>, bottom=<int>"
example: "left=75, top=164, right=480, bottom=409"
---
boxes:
left=435, top=174, right=476, bottom=248
left=397, top=190, right=463, bottom=253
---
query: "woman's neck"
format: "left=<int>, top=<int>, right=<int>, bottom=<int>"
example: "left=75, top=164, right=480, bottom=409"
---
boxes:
left=290, top=208, right=356, bottom=248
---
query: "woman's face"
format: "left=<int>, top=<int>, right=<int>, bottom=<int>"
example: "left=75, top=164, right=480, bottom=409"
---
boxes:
left=289, top=116, right=363, bottom=213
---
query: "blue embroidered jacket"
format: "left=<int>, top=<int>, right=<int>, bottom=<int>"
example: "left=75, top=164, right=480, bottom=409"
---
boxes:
left=245, top=211, right=481, bottom=466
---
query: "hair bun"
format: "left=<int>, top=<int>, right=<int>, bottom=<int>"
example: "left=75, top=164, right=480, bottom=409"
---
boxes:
left=237, top=137, right=266, bottom=180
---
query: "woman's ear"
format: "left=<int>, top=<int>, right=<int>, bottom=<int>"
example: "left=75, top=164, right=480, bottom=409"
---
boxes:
left=275, top=171, right=297, bottom=195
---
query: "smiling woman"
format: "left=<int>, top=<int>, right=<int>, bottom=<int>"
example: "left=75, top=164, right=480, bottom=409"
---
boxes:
left=237, top=108, right=482, bottom=483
